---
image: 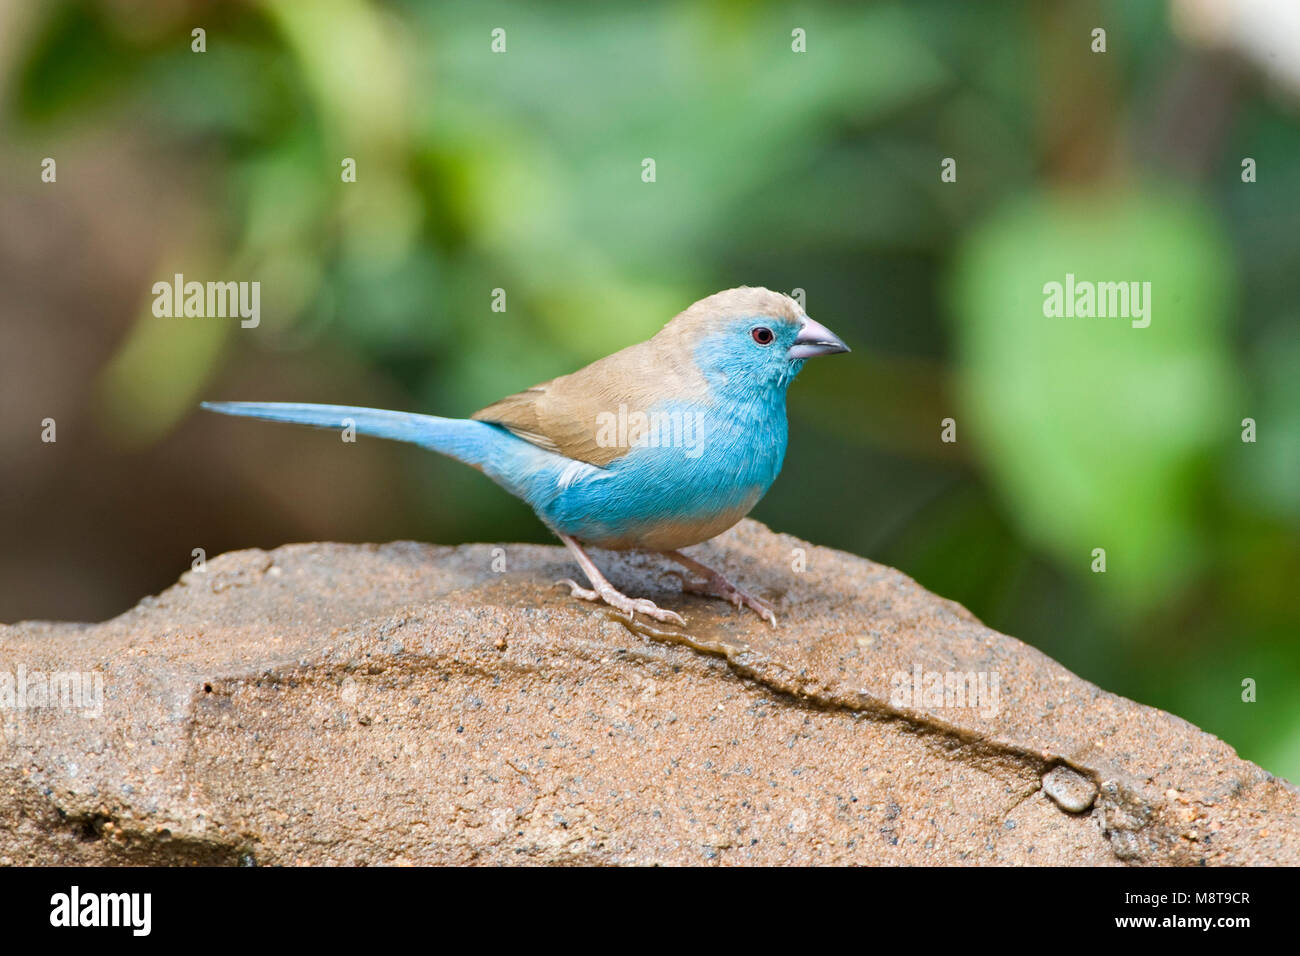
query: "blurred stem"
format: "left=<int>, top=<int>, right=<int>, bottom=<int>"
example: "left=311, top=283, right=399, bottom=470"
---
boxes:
left=1030, top=0, right=1118, bottom=184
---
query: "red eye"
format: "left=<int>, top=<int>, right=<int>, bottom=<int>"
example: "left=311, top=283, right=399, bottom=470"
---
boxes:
left=751, top=326, right=774, bottom=345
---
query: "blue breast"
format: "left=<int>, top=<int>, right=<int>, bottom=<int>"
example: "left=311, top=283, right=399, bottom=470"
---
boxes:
left=474, top=327, right=797, bottom=551
left=527, top=378, right=789, bottom=550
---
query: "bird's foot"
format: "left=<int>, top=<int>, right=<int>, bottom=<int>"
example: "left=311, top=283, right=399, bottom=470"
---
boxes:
left=555, top=578, right=686, bottom=626
left=665, top=553, right=778, bottom=627
left=681, top=577, right=778, bottom=626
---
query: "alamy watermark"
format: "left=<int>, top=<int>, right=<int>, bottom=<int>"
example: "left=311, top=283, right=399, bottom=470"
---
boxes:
left=0, top=664, right=104, bottom=719
left=152, top=273, right=260, bottom=328
left=1042, top=273, right=1151, bottom=329
left=595, top=403, right=708, bottom=459
left=890, top=664, right=1000, bottom=718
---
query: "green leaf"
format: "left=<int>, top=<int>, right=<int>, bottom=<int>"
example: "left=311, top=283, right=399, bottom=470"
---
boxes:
left=947, top=186, right=1238, bottom=609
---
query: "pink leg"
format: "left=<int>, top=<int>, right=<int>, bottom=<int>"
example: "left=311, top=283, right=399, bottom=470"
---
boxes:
left=665, top=550, right=777, bottom=626
left=555, top=534, right=686, bottom=626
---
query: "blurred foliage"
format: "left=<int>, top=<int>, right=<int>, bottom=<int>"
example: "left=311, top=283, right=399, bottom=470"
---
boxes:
left=949, top=187, right=1236, bottom=608
left=3, top=0, right=1299, bottom=781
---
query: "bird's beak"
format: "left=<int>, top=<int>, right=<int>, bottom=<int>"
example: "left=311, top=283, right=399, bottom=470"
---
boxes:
left=787, top=317, right=850, bottom=360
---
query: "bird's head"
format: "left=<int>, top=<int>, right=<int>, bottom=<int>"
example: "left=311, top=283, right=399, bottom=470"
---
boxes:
left=664, top=287, right=849, bottom=393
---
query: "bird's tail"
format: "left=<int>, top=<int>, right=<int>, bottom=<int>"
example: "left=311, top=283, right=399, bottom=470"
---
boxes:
left=200, top=401, right=509, bottom=471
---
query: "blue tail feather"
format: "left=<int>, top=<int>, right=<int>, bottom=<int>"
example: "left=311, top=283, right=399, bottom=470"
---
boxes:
left=200, top=401, right=506, bottom=471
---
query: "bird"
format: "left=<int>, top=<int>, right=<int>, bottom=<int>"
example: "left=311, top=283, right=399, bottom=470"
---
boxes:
left=201, top=286, right=848, bottom=627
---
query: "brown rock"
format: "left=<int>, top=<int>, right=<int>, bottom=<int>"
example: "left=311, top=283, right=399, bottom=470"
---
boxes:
left=0, top=520, right=1295, bottom=865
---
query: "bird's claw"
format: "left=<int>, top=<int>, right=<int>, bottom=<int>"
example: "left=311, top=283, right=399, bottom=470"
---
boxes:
left=665, top=570, right=777, bottom=627
left=725, top=588, right=778, bottom=627
left=555, top=579, right=686, bottom=627
left=556, top=578, right=599, bottom=601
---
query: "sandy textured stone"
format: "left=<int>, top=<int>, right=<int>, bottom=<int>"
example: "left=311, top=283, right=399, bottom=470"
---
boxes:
left=0, top=520, right=1295, bottom=865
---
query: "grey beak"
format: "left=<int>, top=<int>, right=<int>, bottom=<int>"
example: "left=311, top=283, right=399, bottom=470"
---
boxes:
left=787, top=317, right=850, bottom=360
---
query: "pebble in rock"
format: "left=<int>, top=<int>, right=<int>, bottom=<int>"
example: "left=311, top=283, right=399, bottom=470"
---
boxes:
left=1042, top=765, right=1098, bottom=813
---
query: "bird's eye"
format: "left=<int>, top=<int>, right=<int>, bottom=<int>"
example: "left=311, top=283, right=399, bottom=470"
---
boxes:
left=751, top=327, right=774, bottom=346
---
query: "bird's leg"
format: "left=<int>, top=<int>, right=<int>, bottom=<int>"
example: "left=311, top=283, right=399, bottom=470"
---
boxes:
left=664, top=550, right=777, bottom=626
left=555, top=533, right=686, bottom=626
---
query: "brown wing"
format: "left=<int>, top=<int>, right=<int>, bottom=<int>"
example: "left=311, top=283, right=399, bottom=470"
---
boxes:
left=471, top=335, right=706, bottom=467
left=469, top=382, right=567, bottom=456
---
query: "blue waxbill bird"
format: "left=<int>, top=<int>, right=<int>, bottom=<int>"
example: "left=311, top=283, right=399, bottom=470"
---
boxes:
left=202, top=286, right=849, bottom=626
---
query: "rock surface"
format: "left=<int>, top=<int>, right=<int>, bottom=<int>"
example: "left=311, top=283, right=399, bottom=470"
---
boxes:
left=1, top=520, right=1295, bottom=865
